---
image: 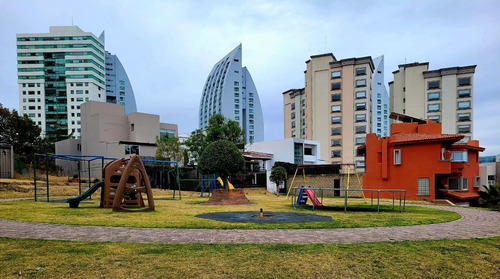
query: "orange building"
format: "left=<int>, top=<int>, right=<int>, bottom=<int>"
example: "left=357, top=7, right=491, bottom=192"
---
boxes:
left=358, top=114, right=484, bottom=204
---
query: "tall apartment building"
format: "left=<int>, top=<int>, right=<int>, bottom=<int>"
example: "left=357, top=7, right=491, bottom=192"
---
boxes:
left=99, top=32, right=137, bottom=114
left=16, top=26, right=106, bottom=142
left=199, top=44, right=264, bottom=144
left=283, top=53, right=374, bottom=168
left=372, top=55, right=390, bottom=137
left=389, top=62, right=476, bottom=141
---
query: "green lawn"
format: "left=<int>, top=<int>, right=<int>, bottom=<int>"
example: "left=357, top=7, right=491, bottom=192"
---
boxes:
left=0, top=191, right=460, bottom=229
left=0, top=237, right=499, bottom=278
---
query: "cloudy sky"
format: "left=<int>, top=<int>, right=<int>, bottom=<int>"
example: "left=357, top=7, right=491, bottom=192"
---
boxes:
left=1, top=0, right=499, bottom=155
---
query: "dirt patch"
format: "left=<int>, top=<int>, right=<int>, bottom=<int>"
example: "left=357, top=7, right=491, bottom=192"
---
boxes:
left=0, top=183, right=30, bottom=193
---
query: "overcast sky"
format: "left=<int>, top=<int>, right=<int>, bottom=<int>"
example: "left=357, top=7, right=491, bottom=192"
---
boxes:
left=1, top=0, right=499, bottom=155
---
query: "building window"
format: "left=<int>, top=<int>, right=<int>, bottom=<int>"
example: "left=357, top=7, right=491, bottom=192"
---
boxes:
left=458, top=101, right=471, bottom=110
left=475, top=177, right=480, bottom=188
left=355, top=103, right=366, bottom=111
left=355, top=137, right=365, bottom=145
left=355, top=114, right=366, bottom=122
left=428, top=104, right=440, bottom=112
left=458, top=77, right=471, bottom=86
left=331, top=105, right=341, bottom=113
left=331, top=93, right=341, bottom=102
left=291, top=103, right=295, bottom=110
left=355, top=91, right=366, bottom=99
left=448, top=177, right=468, bottom=191
left=355, top=79, right=366, bottom=87
left=331, top=116, right=341, bottom=124
left=427, top=80, right=440, bottom=89
left=457, top=113, right=471, bottom=122
left=457, top=125, right=471, bottom=133
left=428, top=92, right=440, bottom=100
left=451, top=151, right=468, bottom=162
left=458, top=89, right=471, bottom=98
left=331, top=71, right=341, bottom=79
left=291, top=112, right=295, bottom=119
left=130, top=123, right=134, bottom=131
left=331, top=127, right=341, bottom=135
left=355, top=67, right=366, bottom=76
left=417, top=178, right=430, bottom=195
left=331, top=150, right=341, bottom=158
left=355, top=126, right=366, bottom=134
left=428, top=115, right=440, bottom=123
left=331, top=139, right=341, bottom=146
left=355, top=160, right=365, bottom=168
left=291, top=122, right=295, bottom=128
left=331, top=82, right=341, bottom=90
left=394, top=149, right=401, bottom=165
left=125, top=145, right=140, bottom=155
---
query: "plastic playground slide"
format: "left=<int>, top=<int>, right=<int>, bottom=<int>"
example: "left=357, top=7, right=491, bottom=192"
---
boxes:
left=66, top=181, right=104, bottom=208
left=217, top=177, right=235, bottom=189
left=304, top=189, right=323, bottom=207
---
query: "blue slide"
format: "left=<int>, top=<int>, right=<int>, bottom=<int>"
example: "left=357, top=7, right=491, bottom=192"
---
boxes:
left=66, top=181, right=104, bottom=208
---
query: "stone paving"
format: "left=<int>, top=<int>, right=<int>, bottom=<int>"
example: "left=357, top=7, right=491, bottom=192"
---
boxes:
left=0, top=205, right=499, bottom=244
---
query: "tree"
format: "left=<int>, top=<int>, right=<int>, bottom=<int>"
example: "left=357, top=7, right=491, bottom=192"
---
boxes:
left=185, top=114, right=246, bottom=165
left=155, top=134, right=183, bottom=163
left=183, top=129, right=207, bottom=165
left=205, top=114, right=245, bottom=149
left=0, top=103, right=52, bottom=163
left=270, top=166, right=287, bottom=196
left=197, top=140, right=244, bottom=189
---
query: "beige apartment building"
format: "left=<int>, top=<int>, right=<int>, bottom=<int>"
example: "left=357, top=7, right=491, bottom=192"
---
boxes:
left=283, top=53, right=373, bottom=168
left=389, top=62, right=475, bottom=141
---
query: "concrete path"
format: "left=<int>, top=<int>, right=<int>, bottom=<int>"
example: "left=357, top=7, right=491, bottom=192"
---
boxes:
left=0, top=205, right=499, bottom=244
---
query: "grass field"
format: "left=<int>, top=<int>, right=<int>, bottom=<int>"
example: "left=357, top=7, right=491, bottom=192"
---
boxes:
left=1, top=237, right=499, bottom=278
left=0, top=188, right=460, bottom=229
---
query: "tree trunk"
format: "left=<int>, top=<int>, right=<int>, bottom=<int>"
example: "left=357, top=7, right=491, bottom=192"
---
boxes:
left=221, top=172, right=228, bottom=189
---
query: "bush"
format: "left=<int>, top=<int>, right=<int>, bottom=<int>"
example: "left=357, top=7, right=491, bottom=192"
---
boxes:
left=180, top=179, right=200, bottom=191
left=479, top=184, right=500, bottom=210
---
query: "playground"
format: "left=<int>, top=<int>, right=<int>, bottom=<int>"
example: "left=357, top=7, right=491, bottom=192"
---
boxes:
left=1, top=155, right=499, bottom=278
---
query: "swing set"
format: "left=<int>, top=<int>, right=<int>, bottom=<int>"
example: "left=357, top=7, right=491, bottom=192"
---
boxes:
left=285, top=163, right=363, bottom=198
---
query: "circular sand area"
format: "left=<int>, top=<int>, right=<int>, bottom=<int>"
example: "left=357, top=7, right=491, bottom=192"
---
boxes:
left=196, top=211, right=333, bottom=224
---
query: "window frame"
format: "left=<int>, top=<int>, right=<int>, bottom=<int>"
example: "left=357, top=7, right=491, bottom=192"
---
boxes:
left=394, top=149, right=401, bottom=165
left=417, top=177, right=430, bottom=196
left=427, top=92, right=440, bottom=101
left=355, top=79, right=366, bottom=87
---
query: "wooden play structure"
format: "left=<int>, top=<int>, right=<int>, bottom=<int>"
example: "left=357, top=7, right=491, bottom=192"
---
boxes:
left=102, top=155, right=155, bottom=212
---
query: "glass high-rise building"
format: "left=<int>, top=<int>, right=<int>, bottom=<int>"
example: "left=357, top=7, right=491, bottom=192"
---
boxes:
left=16, top=26, right=106, bottom=141
left=99, top=32, right=137, bottom=114
left=199, top=44, right=264, bottom=143
left=372, top=55, right=390, bottom=137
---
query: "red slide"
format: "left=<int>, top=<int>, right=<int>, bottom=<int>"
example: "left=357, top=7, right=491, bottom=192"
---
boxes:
left=304, top=189, right=323, bottom=207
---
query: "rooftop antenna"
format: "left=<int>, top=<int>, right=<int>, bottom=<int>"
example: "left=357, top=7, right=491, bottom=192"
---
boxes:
left=71, top=16, right=74, bottom=26
left=324, top=35, right=326, bottom=53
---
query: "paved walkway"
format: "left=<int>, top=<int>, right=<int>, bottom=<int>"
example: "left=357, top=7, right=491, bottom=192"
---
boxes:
left=0, top=205, right=499, bottom=244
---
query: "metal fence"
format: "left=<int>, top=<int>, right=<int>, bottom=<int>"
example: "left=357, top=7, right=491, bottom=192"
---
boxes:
left=291, top=187, right=406, bottom=212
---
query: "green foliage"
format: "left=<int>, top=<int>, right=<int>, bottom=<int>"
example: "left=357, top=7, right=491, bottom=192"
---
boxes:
left=270, top=166, right=287, bottom=194
left=198, top=140, right=244, bottom=188
left=205, top=114, right=245, bottom=148
left=274, top=161, right=297, bottom=175
left=180, top=179, right=200, bottom=191
left=183, top=129, right=207, bottom=165
left=185, top=114, right=245, bottom=166
left=155, top=134, right=183, bottom=162
left=0, top=103, right=52, bottom=164
left=270, top=166, right=287, bottom=186
left=479, top=184, right=500, bottom=210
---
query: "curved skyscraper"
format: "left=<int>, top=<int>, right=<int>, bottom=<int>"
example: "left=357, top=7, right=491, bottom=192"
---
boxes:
left=104, top=51, right=137, bottom=114
left=199, top=44, right=264, bottom=143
